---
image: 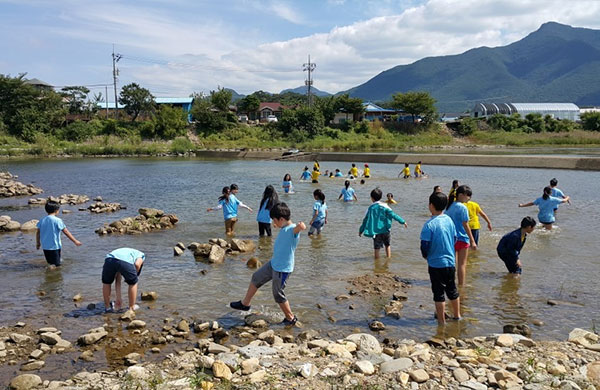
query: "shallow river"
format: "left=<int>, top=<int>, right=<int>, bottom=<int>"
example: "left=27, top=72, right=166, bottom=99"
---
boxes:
left=1, top=158, right=599, bottom=357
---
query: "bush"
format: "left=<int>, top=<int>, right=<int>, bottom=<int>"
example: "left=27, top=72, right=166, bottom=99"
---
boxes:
left=457, top=117, right=478, bottom=136
left=102, top=119, right=131, bottom=137
left=170, top=137, right=195, bottom=154
left=57, top=120, right=102, bottom=142
left=139, top=121, right=156, bottom=139
left=581, top=112, right=600, bottom=131
left=153, top=106, right=188, bottom=139
left=352, top=121, right=370, bottom=134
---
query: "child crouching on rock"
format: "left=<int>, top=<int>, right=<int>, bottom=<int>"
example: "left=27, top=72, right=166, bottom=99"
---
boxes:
left=102, top=248, right=145, bottom=313
left=230, top=202, right=306, bottom=326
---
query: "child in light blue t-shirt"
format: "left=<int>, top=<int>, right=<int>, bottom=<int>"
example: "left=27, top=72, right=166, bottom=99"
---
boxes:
left=420, top=192, right=460, bottom=325
left=300, top=166, right=311, bottom=181
left=282, top=173, right=294, bottom=194
left=230, top=202, right=306, bottom=327
left=519, top=186, right=569, bottom=230
left=207, top=186, right=253, bottom=235
left=36, top=201, right=81, bottom=267
left=102, top=247, right=145, bottom=313
left=308, top=189, right=328, bottom=236
left=338, top=180, right=358, bottom=202
left=444, top=185, right=476, bottom=287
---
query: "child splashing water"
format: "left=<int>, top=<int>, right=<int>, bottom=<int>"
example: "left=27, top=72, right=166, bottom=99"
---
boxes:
left=519, top=186, right=569, bottom=230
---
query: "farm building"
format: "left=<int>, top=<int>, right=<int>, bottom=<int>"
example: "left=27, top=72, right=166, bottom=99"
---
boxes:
left=471, top=103, right=580, bottom=121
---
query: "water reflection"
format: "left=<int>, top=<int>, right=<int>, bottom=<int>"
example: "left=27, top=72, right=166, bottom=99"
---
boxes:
left=494, top=274, right=527, bottom=325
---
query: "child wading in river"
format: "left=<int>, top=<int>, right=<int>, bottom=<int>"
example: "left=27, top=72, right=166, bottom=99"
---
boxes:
left=230, top=202, right=306, bottom=326
left=308, top=189, right=327, bottom=236
left=36, top=201, right=81, bottom=268
left=420, top=192, right=460, bottom=325
left=207, top=186, right=252, bottom=235
left=359, top=188, right=407, bottom=259
left=497, top=217, right=536, bottom=275
left=445, top=185, right=476, bottom=286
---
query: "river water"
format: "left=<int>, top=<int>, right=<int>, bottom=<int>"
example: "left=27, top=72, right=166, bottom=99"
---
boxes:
left=1, top=158, right=599, bottom=350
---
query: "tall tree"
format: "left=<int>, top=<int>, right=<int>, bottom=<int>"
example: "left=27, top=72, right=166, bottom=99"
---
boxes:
left=60, top=86, right=90, bottom=114
left=237, top=94, right=260, bottom=115
left=119, top=83, right=155, bottom=122
left=336, top=94, right=364, bottom=121
left=210, top=87, right=232, bottom=112
left=391, top=91, right=437, bottom=123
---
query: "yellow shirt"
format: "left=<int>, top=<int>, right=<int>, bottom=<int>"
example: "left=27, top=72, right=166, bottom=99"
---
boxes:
left=364, top=167, right=370, bottom=177
left=415, top=164, right=422, bottom=175
left=313, top=162, right=320, bottom=170
left=350, top=167, right=358, bottom=177
left=402, top=167, right=410, bottom=176
left=386, top=198, right=397, bottom=205
left=311, top=170, right=320, bottom=181
left=466, top=200, right=481, bottom=230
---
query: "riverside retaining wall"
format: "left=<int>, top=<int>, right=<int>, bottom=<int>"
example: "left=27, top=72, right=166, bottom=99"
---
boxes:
left=196, top=150, right=600, bottom=171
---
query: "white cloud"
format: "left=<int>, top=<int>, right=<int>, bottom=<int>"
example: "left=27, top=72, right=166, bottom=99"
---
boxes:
left=269, top=1, right=305, bottom=24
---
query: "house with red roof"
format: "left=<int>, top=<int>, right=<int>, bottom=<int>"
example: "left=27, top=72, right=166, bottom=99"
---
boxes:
left=258, top=102, right=285, bottom=121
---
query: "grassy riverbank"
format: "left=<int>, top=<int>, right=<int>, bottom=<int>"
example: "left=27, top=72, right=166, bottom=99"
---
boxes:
left=2, top=125, right=600, bottom=157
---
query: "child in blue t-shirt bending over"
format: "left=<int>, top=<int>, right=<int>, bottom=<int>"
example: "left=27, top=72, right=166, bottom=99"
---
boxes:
left=102, top=248, right=145, bottom=313
left=230, top=202, right=306, bottom=326
left=359, top=188, right=407, bottom=259
left=420, top=192, right=460, bottom=325
left=36, top=201, right=81, bottom=268
left=496, top=216, right=536, bottom=275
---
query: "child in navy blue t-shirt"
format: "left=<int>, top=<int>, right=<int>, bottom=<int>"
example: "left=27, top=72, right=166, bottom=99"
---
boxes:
left=496, top=217, right=536, bottom=275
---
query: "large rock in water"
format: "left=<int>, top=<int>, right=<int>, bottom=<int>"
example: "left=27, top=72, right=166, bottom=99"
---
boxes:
left=193, top=243, right=212, bottom=258
left=9, top=374, right=42, bottom=390
left=77, top=329, right=108, bottom=345
left=138, top=208, right=164, bottom=218
left=20, top=220, right=39, bottom=232
left=0, top=216, right=21, bottom=232
left=208, top=245, right=226, bottom=263
left=231, top=239, right=256, bottom=253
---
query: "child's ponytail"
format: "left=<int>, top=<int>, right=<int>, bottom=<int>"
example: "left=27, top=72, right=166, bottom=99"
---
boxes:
left=543, top=186, right=551, bottom=200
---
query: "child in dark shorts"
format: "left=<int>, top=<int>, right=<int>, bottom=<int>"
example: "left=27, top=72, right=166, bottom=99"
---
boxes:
left=359, top=188, right=407, bottom=259
left=496, top=217, right=536, bottom=275
left=102, top=248, right=145, bottom=313
left=420, top=192, right=460, bottom=325
left=36, top=201, right=81, bottom=268
left=230, top=203, right=306, bottom=326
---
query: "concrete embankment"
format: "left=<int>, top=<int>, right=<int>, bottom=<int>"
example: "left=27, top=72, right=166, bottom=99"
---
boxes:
left=196, top=150, right=600, bottom=170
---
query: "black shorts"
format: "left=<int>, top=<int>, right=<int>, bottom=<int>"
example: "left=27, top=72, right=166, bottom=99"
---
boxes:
left=258, top=222, right=272, bottom=237
left=102, top=257, right=140, bottom=285
left=498, top=252, right=522, bottom=274
left=43, top=249, right=61, bottom=266
left=373, top=232, right=391, bottom=249
left=428, top=266, right=459, bottom=302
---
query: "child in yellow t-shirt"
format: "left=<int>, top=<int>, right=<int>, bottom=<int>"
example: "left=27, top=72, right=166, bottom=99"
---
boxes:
left=399, top=163, right=410, bottom=178
left=465, top=189, right=492, bottom=247
left=311, top=167, right=320, bottom=183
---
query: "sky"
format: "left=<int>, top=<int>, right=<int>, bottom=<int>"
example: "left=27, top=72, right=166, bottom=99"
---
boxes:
left=2, top=0, right=600, bottom=102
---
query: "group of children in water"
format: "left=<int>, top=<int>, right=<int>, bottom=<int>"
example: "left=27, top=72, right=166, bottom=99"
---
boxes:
left=34, top=160, right=571, bottom=325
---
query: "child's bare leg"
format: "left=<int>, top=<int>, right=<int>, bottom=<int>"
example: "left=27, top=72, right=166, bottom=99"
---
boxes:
left=242, top=283, right=259, bottom=306
left=385, top=245, right=391, bottom=258
left=435, top=301, right=446, bottom=325
left=449, top=297, right=461, bottom=319
left=456, top=248, right=468, bottom=286
left=128, top=283, right=138, bottom=310
left=102, top=284, right=112, bottom=308
left=373, top=249, right=380, bottom=259
left=115, top=273, right=123, bottom=310
left=544, top=223, right=552, bottom=230
left=278, top=300, right=294, bottom=321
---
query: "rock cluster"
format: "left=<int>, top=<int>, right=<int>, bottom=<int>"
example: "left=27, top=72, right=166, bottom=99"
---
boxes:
left=187, top=238, right=256, bottom=263
left=4, top=315, right=600, bottom=390
left=0, top=215, right=22, bottom=232
left=87, top=202, right=125, bottom=213
left=95, top=208, right=178, bottom=235
left=28, top=194, right=89, bottom=205
left=0, top=172, right=43, bottom=198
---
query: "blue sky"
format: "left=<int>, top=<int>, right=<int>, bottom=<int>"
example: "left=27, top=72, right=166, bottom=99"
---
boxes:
left=2, top=0, right=600, bottom=102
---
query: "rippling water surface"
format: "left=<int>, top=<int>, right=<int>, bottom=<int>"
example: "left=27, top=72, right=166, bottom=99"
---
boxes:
left=1, top=157, right=599, bottom=349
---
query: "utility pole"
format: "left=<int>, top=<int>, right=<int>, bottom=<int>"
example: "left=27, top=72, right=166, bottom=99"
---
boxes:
left=112, top=45, right=122, bottom=119
left=105, top=85, right=109, bottom=119
left=302, top=55, right=316, bottom=107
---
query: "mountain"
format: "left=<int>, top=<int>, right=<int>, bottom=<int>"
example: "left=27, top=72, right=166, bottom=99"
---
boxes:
left=224, top=88, right=245, bottom=102
left=344, top=22, right=600, bottom=112
left=280, top=85, right=332, bottom=97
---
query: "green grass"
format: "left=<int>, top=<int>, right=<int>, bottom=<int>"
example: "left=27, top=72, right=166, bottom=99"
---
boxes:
left=469, top=129, right=600, bottom=146
left=2, top=124, right=600, bottom=158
